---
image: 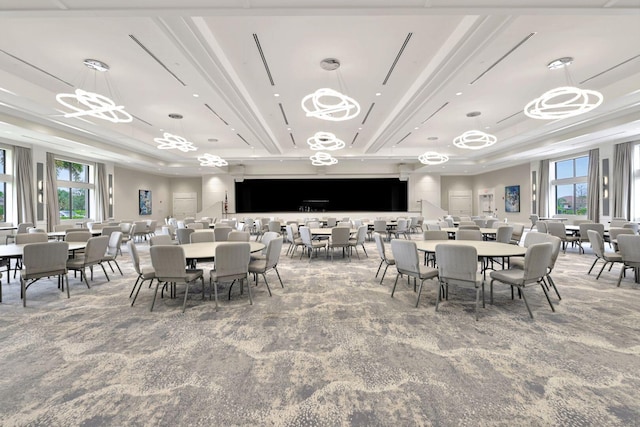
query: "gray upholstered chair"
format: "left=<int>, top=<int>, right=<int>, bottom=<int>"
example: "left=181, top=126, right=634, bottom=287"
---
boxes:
left=327, top=226, right=351, bottom=261
left=149, top=245, right=204, bottom=312
left=252, top=231, right=279, bottom=261
left=546, top=222, right=578, bottom=252
left=423, top=230, right=449, bottom=266
left=209, top=242, right=251, bottom=310
left=101, top=231, right=123, bottom=275
left=608, top=227, right=635, bottom=251
left=228, top=231, right=251, bottom=242
left=186, top=222, right=204, bottom=229
left=456, top=229, right=482, bottom=241
left=149, top=234, right=174, bottom=246
left=536, top=221, right=548, bottom=233
left=20, top=241, right=70, bottom=307
left=616, top=235, right=640, bottom=287
left=248, top=236, right=284, bottom=295
left=65, top=230, right=91, bottom=242
left=587, top=229, right=623, bottom=280
left=373, top=220, right=390, bottom=241
left=435, top=243, right=485, bottom=321
left=348, top=225, right=368, bottom=259
left=495, top=225, right=513, bottom=243
left=67, top=235, right=110, bottom=288
left=16, top=233, right=48, bottom=244
left=190, top=231, right=215, bottom=243
left=299, top=226, right=326, bottom=260
left=128, top=240, right=155, bottom=307
left=509, top=223, right=525, bottom=245
left=390, top=239, right=439, bottom=307
left=176, top=228, right=195, bottom=245
left=510, top=232, right=562, bottom=301
left=285, top=224, right=304, bottom=257
left=489, top=242, right=554, bottom=319
left=373, top=232, right=395, bottom=284
left=622, top=222, right=639, bottom=234
left=391, top=219, right=410, bottom=239
left=213, top=226, right=233, bottom=242
left=529, top=214, right=539, bottom=230
left=578, top=223, right=605, bottom=254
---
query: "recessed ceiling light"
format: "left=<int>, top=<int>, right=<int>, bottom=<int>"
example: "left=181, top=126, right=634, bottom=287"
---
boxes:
left=193, top=93, right=199, bottom=98
left=414, top=127, right=419, bottom=130
left=427, top=136, right=438, bottom=141
left=375, top=92, right=382, bottom=96
left=208, top=138, right=218, bottom=142
left=274, top=93, right=280, bottom=97
left=456, top=92, right=462, bottom=96
left=231, top=128, right=235, bottom=131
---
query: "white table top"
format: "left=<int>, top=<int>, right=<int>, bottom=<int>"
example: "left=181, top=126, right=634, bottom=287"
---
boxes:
left=180, top=241, right=265, bottom=259
left=48, top=230, right=102, bottom=239
left=441, top=227, right=497, bottom=235
left=0, top=242, right=87, bottom=258
left=414, top=240, right=526, bottom=258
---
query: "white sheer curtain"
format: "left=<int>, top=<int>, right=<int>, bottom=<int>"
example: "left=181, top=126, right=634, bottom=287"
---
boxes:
left=587, top=148, right=600, bottom=223
left=46, top=152, right=60, bottom=232
left=612, top=141, right=633, bottom=219
left=14, top=146, right=35, bottom=224
left=537, top=159, right=549, bottom=218
left=96, top=163, right=109, bottom=222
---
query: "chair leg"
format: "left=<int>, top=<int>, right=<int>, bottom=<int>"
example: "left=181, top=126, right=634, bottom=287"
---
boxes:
left=435, top=279, right=443, bottom=311
left=375, top=259, right=384, bottom=278
left=415, top=279, right=424, bottom=307
left=274, top=267, right=284, bottom=288
left=261, top=273, right=272, bottom=296
left=587, top=258, right=599, bottom=275
left=546, top=275, right=561, bottom=300
left=182, top=281, right=190, bottom=313
left=617, top=266, right=626, bottom=287
left=246, top=274, right=253, bottom=305
left=391, top=274, right=400, bottom=298
left=130, top=276, right=141, bottom=297
left=596, top=261, right=608, bottom=280
left=380, top=264, right=390, bottom=284
left=99, top=263, right=110, bottom=282
left=539, top=280, right=556, bottom=313
left=150, top=281, right=162, bottom=311
left=519, top=287, right=534, bottom=319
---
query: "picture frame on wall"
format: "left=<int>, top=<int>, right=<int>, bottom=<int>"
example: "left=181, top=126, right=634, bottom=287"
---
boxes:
left=139, top=189, right=152, bottom=215
left=505, top=185, right=520, bottom=213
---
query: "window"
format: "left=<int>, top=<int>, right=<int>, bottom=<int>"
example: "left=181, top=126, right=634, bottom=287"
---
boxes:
left=552, top=155, right=589, bottom=215
left=56, top=160, right=92, bottom=220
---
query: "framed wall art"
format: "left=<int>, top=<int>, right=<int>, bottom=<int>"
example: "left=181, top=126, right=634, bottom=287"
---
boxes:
left=505, top=185, right=520, bottom=213
left=139, top=189, right=152, bottom=215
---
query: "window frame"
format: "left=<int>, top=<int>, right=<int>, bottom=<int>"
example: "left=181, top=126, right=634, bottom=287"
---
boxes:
left=550, top=153, right=589, bottom=217
left=0, top=146, right=12, bottom=225
left=55, top=158, right=95, bottom=222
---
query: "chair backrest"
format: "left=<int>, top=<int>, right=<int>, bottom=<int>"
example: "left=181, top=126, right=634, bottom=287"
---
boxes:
left=458, top=225, right=480, bottom=230
left=23, top=241, right=69, bottom=276
left=161, top=225, right=176, bottom=238
left=150, top=245, right=187, bottom=280
left=587, top=229, right=605, bottom=258
left=390, top=239, right=419, bottom=276
left=150, top=234, right=173, bottom=246
left=373, top=232, right=389, bottom=261
left=268, top=221, right=282, bottom=233
left=87, top=222, right=104, bottom=232
left=17, top=222, right=34, bottom=233
left=101, top=225, right=121, bottom=237
left=228, top=231, right=251, bottom=241
left=485, top=218, right=500, bottom=228
left=54, top=224, right=75, bottom=232
left=260, top=231, right=280, bottom=254
left=326, top=217, right=337, bottom=227
left=579, top=223, right=604, bottom=241
left=106, top=231, right=122, bottom=255
left=84, top=236, right=110, bottom=263
left=127, top=240, right=143, bottom=275
left=373, top=220, right=387, bottom=233
left=16, top=233, right=48, bottom=244
left=285, top=225, right=296, bottom=243
left=436, top=243, right=478, bottom=282
left=265, top=237, right=284, bottom=269
left=133, top=221, right=148, bottom=233
left=622, top=222, right=639, bottom=234
left=65, top=230, right=92, bottom=242
left=330, top=226, right=351, bottom=244
left=186, top=222, right=204, bottom=229
left=396, top=219, right=408, bottom=232
left=617, top=234, right=640, bottom=263
left=523, top=242, right=553, bottom=282
left=423, top=230, right=448, bottom=240
left=529, top=214, right=539, bottom=225
left=119, top=222, right=132, bottom=234
left=609, top=227, right=635, bottom=242
left=473, top=219, right=486, bottom=227
left=299, top=226, right=313, bottom=246
left=426, top=223, right=441, bottom=231
left=176, top=227, right=195, bottom=244
left=354, top=225, right=367, bottom=244
left=536, top=221, right=548, bottom=233
left=610, top=218, right=628, bottom=228
left=510, top=223, right=525, bottom=244
left=213, top=226, right=233, bottom=242
left=456, top=230, right=482, bottom=241
left=213, top=242, right=250, bottom=281
left=28, top=228, right=47, bottom=234
left=190, top=231, right=215, bottom=243
left=495, top=225, right=513, bottom=244
left=522, top=231, right=551, bottom=247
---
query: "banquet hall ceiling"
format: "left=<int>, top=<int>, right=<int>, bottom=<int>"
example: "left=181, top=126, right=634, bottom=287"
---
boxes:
left=1, top=1, right=640, bottom=177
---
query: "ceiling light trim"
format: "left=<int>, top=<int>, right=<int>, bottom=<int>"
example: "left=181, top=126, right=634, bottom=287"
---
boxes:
left=524, top=86, right=604, bottom=120
left=301, top=88, right=361, bottom=121
left=453, top=130, right=497, bottom=150
left=307, top=132, right=345, bottom=151
left=418, top=151, right=449, bottom=165
left=310, top=152, right=338, bottom=166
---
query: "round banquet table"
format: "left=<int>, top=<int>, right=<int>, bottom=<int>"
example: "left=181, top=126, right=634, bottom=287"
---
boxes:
left=180, top=241, right=265, bottom=260
left=414, top=240, right=526, bottom=258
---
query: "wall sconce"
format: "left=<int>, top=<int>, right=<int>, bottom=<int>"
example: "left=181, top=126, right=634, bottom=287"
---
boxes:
left=602, top=159, right=609, bottom=216
left=108, top=173, right=113, bottom=218
left=531, top=171, right=537, bottom=214
left=36, top=162, right=44, bottom=221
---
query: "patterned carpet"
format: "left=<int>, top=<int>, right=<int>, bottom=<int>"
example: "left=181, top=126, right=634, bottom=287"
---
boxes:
left=0, top=233, right=639, bottom=426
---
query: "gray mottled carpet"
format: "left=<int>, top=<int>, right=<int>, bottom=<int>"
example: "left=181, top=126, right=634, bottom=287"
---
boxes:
left=1, top=234, right=639, bottom=426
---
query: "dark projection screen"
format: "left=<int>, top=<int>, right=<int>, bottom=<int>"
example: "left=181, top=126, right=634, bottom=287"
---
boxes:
left=235, top=178, right=408, bottom=213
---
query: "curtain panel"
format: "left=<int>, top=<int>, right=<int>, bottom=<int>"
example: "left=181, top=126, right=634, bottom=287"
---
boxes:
left=46, top=152, right=60, bottom=232
left=96, top=163, right=109, bottom=222
left=14, top=146, right=35, bottom=224
left=612, top=142, right=632, bottom=219
left=587, top=149, right=600, bottom=223
left=538, top=159, right=549, bottom=218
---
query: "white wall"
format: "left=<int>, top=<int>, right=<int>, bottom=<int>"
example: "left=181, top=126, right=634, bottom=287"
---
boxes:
left=113, top=166, right=171, bottom=222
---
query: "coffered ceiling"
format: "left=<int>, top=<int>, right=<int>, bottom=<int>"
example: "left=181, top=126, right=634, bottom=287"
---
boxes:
left=1, top=1, right=639, bottom=177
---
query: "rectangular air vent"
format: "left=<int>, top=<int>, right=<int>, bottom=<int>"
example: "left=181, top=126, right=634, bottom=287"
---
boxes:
left=383, top=33, right=413, bottom=85
left=129, top=34, right=186, bottom=86
left=469, top=32, right=536, bottom=85
left=253, top=33, right=275, bottom=86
